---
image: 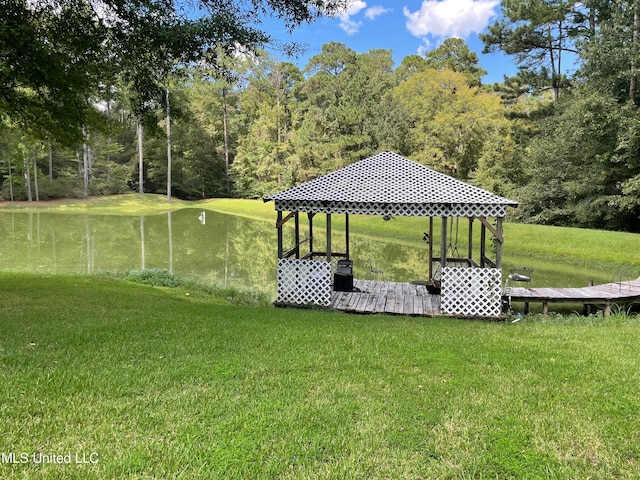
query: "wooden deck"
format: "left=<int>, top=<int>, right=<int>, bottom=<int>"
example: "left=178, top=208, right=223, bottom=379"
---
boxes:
left=508, top=277, right=640, bottom=315
left=330, top=279, right=442, bottom=316
left=305, top=276, right=640, bottom=318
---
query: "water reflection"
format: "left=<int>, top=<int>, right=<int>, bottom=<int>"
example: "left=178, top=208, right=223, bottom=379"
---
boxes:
left=0, top=210, right=611, bottom=297
left=0, top=210, right=280, bottom=295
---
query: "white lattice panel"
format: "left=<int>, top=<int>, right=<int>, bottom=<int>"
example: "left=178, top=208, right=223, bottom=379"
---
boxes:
left=273, top=200, right=507, bottom=218
left=277, top=258, right=331, bottom=306
left=441, top=267, right=502, bottom=318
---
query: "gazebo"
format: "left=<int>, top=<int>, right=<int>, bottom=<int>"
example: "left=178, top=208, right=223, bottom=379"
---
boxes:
left=263, top=151, right=518, bottom=318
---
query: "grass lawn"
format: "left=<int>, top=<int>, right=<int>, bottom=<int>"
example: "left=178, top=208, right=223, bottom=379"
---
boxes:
left=2, top=273, right=640, bottom=479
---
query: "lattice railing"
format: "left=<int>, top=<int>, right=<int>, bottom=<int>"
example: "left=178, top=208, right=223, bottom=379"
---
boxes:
left=441, top=267, right=502, bottom=318
left=273, top=199, right=507, bottom=218
left=277, top=258, right=331, bottom=307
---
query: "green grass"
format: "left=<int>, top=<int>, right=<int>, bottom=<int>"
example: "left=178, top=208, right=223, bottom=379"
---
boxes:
left=0, top=193, right=189, bottom=215
left=2, top=272, right=640, bottom=478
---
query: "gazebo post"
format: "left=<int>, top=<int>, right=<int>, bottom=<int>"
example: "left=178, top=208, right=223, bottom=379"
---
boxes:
left=326, top=213, right=332, bottom=263
left=345, top=213, right=350, bottom=259
left=308, top=212, right=314, bottom=256
left=428, top=217, right=434, bottom=281
left=294, top=212, right=300, bottom=259
left=496, top=217, right=503, bottom=269
left=277, top=211, right=283, bottom=259
left=468, top=217, right=474, bottom=265
left=480, top=221, right=486, bottom=267
left=441, top=216, right=448, bottom=270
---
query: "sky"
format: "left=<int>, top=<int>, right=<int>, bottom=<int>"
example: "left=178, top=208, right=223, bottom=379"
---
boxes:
left=263, top=0, right=518, bottom=84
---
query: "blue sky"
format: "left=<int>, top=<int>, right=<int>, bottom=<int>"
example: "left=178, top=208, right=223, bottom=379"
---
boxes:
left=263, top=0, right=519, bottom=84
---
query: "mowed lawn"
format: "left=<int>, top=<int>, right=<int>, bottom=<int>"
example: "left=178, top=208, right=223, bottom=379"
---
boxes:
left=2, top=273, right=640, bottom=479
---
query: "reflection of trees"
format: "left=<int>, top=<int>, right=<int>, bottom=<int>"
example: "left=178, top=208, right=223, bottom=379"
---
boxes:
left=167, top=211, right=173, bottom=273
left=350, top=236, right=429, bottom=282
left=0, top=211, right=612, bottom=289
left=156, top=209, right=276, bottom=294
left=226, top=216, right=276, bottom=291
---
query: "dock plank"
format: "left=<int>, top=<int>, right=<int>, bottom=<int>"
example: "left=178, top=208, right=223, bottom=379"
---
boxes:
left=508, top=276, right=640, bottom=315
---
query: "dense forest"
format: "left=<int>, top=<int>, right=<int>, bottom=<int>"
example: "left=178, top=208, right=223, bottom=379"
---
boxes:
left=2, top=1, right=640, bottom=232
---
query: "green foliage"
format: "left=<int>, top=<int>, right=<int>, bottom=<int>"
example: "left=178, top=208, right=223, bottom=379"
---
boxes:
left=118, top=268, right=270, bottom=306
left=3, top=0, right=640, bottom=233
left=423, top=37, right=487, bottom=86
left=1, top=1, right=346, bottom=145
left=515, top=87, right=640, bottom=230
left=124, top=268, right=184, bottom=287
left=481, top=0, right=582, bottom=100
left=393, top=68, right=511, bottom=180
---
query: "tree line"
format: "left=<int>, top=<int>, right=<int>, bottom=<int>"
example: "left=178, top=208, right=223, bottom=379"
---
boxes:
left=1, top=0, right=640, bottom=232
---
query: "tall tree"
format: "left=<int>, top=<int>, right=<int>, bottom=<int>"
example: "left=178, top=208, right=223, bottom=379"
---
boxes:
left=516, top=88, right=640, bottom=230
left=1, top=0, right=347, bottom=146
left=292, top=43, right=393, bottom=178
left=579, top=0, right=640, bottom=104
left=481, top=0, right=583, bottom=100
left=393, top=68, right=510, bottom=180
left=424, top=38, right=487, bottom=87
left=233, top=57, right=304, bottom=196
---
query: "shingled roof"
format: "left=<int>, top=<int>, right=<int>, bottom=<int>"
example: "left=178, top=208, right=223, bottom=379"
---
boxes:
left=264, top=151, right=518, bottom=218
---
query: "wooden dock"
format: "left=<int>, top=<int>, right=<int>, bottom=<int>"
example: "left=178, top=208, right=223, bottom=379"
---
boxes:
left=330, top=276, right=640, bottom=317
left=508, top=277, right=640, bottom=315
left=330, top=279, right=441, bottom=316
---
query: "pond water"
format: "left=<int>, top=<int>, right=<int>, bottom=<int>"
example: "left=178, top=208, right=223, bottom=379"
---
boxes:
left=0, top=210, right=611, bottom=299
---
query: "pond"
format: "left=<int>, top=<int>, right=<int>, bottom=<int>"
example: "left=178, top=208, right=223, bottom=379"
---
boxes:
left=0, top=209, right=612, bottom=299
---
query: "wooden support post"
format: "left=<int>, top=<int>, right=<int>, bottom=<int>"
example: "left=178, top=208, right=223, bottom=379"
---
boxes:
left=326, top=213, right=332, bottom=263
left=441, top=216, right=448, bottom=271
left=468, top=217, right=474, bottom=264
left=542, top=302, right=549, bottom=316
left=584, top=280, right=594, bottom=315
left=308, top=212, right=314, bottom=256
left=496, top=217, right=504, bottom=270
left=428, top=217, right=434, bottom=282
left=277, top=211, right=283, bottom=259
left=345, top=213, right=350, bottom=259
left=294, top=212, right=300, bottom=259
left=480, top=221, right=486, bottom=268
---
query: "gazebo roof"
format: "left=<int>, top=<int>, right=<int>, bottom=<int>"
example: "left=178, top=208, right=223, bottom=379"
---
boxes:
left=264, top=151, right=518, bottom=218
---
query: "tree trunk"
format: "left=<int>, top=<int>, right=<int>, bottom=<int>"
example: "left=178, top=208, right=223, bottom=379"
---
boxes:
left=33, top=156, right=39, bottom=202
left=8, top=151, right=14, bottom=201
left=83, top=132, right=89, bottom=198
left=222, top=87, right=230, bottom=195
left=548, top=23, right=560, bottom=103
left=631, top=2, right=639, bottom=104
left=48, top=140, right=53, bottom=181
left=166, top=87, right=172, bottom=203
left=24, top=155, right=32, bottom=202
left=137, top=122, right=144, bottom=194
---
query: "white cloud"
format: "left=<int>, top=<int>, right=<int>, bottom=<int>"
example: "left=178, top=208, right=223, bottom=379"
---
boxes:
left=365, top=5, right=393, bottom=20
left=339, top=0, right=367, bottom=17
left=338, top=0, right=367, bottom=35
left=339, top=16, right=363, bottom=35
left=336, top=1, right=393, bottom=35
left=404, top=0, right=499, bottom=38
left=416, top=38, right=433, bottom=57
